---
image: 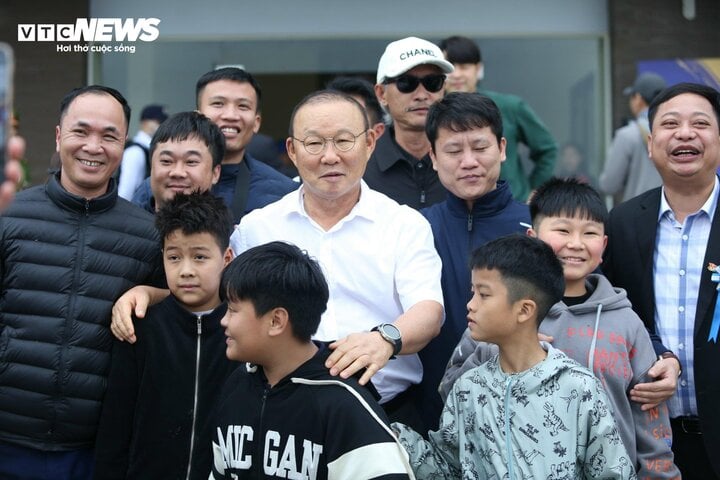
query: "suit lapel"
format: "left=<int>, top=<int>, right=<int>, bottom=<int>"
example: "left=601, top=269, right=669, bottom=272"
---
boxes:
left=696, top=185, right=720, bottom=335
left=637, top=190, right=661, bottom=277
left=637, top=190, right=662, bottom=325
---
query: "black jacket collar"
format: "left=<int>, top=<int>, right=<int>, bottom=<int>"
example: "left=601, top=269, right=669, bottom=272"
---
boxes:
left=46, top=172, right=118, bottom=214
left=373, top=126, right=431, bottom=172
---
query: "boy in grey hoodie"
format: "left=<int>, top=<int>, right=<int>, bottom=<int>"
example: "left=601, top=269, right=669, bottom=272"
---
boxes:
left=441, top=178, right=680, bottom=479
left=395, top=235, right=635, bottom=479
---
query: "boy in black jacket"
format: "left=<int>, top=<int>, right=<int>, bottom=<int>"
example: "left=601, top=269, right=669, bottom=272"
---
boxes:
left=94, top=191, right=234, bottom=479
left=210, top=242, right=414, bottom=479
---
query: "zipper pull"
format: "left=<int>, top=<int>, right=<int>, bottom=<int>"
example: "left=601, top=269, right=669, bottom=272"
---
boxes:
left=467, top=213, right=473, bottom=232
left=196, top=315, right=202, bottom=335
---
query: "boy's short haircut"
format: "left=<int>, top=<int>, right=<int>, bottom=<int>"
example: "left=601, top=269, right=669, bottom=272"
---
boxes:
left=470, top=234, right=564, bottom=323
left=149, top=111, right=225, bottom=168
left=220, top=241, right=329, bottom=342
left=195, top=67, right=263, bottom=113
left=155, top=191, right=232, bottom=251
left=529, top=177, right=608, bottom=229
left=425, top=92, right=503, bottom=152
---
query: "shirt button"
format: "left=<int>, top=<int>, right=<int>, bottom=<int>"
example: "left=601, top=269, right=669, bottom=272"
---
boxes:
left=679, top=269, right=686, bottom=276
left=680, top=380, right=687, bottom=387
left=679, top=306, right=685, bottom=313
left=678, top=343, right=684, bottom=350
left=415, top=162, right=424, bottom=170
left=682, top=234, right=689, bottom=241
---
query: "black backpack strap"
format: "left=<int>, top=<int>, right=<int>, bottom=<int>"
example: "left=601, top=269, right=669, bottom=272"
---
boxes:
left=125, top=140, right=151, bottom=177
left=230, top=160, right=251, bottom=224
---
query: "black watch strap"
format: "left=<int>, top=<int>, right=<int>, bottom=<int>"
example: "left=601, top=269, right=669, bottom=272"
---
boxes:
left=371, top=324, right=402, bottom=358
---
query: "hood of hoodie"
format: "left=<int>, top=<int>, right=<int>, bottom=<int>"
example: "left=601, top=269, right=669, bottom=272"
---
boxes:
left=479, top=343, right=587, bottom=396
left=545, top=273, right=631, bottom=319
left=539, top=272, right=658, bottom=392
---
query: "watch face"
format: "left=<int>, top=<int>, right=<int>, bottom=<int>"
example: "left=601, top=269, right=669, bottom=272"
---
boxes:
left=380, top=323, right=401, bottom=341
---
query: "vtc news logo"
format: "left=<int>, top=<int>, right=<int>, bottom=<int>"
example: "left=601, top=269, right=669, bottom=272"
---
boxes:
left=17, top=18, right=161, bottom=42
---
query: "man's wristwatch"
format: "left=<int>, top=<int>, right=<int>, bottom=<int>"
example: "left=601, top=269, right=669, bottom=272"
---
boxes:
left=371, top=323, right=402, bottom=359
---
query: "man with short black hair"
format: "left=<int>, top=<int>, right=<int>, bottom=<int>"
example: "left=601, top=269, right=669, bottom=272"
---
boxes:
left=439, top=35, right=557, bottom=202
left=146, top=111, right=224, bottom=212
left=604, top=82, right=720, bottom=479
left=416, top=92, right=530, bottom=429
left=364, top=36, right=453, bottom=210
left=132, top=68, right=297, bottom=222
left=0, top=85, right=162, bottom=479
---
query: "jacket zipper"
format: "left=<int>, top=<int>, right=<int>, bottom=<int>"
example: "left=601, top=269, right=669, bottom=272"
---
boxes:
left=504, top=375, right=515, bottom=480
left=52, top=199, right=90, bottom=441
left=467, top=212, right=475, bottom=266
left=257, top=388, right=269, bottom=479
left=185, top=315, right=203, bottom=480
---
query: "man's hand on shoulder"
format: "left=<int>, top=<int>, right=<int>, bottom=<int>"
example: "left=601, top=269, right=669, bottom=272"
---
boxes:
left=110, top=285, right=170, bottom=343
left=326, top=331, right=395, bottom=386
left=629, top=356, right=680, bottom=411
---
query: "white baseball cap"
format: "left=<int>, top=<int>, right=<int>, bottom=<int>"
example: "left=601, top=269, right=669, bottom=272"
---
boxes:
left=376, top=36, right=454, bottom=84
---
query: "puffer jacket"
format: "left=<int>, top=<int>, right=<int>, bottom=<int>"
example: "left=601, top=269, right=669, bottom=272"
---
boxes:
left=0, top=173, right=162, bottom=451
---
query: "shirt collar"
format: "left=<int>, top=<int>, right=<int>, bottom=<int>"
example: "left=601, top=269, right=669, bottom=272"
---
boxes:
left=658, top=175, right=720, bottom=221
left=293, top=180, right=376, bottom=225
left=374, top=126, right=431, bottom=171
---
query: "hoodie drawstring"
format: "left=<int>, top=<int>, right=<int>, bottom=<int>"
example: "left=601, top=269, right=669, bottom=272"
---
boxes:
left=587, top=303, right=603, bottom=374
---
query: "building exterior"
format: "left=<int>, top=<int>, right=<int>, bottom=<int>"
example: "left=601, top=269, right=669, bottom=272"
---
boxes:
left=2, top=0, right=719, bottom=186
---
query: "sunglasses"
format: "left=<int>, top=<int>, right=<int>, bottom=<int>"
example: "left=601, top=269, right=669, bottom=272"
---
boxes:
left=384, top=74, right=446, bottom=94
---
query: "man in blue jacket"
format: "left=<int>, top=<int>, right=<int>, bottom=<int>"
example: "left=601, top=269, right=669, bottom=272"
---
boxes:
left=133, top=68, right=297, bottom=222
left=439, top=36, right=557, bottom=202
left=417, top=92, right=530, bottom=429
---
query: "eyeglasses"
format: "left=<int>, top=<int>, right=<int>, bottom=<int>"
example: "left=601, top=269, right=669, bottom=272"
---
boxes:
left=291, top=130, right=367, bottom=155
left=384, top=74, right=446, bottom=94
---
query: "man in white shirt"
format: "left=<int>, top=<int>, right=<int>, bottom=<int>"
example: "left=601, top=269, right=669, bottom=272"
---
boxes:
left=231, top=90, right=443, bottom=430
left=111, top=90, right=444, bottom=432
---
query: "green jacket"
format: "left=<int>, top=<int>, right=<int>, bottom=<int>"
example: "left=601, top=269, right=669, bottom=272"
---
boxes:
left=480, top=88, right=557, bottom=201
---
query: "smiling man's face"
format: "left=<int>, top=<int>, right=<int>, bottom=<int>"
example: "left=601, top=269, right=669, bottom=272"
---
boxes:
left=649, top=92, right=720, bottom=189
left=198, top=79, right=261, bottom=162
left=55, top=92, right=127, bottom=199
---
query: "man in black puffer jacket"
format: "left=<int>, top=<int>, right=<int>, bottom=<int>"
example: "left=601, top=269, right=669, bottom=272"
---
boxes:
left=0, top=85, right=162, bottom=480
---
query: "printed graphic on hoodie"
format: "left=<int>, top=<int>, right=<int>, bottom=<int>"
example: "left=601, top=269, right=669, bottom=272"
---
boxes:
left=215, top=426, right=323, bottom=479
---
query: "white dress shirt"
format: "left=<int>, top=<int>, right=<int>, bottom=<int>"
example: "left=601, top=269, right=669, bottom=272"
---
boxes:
left=230, top=181, right=444, bottom=402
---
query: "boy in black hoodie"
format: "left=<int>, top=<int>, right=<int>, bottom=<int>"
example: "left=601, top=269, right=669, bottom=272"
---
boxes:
left=210, top=241, right=414, bottom=479
left=94, top=191, right=234, bottom=479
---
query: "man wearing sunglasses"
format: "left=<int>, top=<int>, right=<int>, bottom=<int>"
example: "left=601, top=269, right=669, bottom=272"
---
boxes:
left=364, top=36, right=454, bottom=210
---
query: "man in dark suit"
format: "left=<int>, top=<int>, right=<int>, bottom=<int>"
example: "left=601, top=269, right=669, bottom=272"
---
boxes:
left=604, top=82, right=720, bottom=479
